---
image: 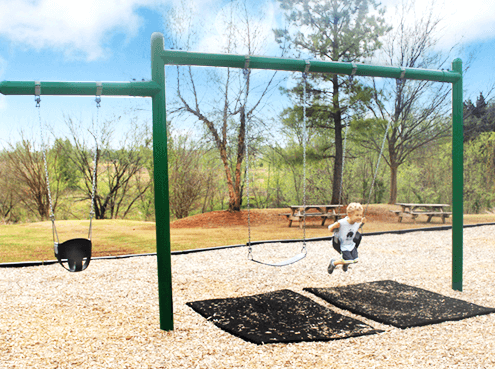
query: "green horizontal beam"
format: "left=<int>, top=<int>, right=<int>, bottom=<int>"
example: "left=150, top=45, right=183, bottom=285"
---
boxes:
left=161, top=50, right=461, bottom=83
left=0, top=80, right=162, bottom=97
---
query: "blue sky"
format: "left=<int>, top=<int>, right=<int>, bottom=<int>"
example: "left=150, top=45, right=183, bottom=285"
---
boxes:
left=1, top=0, right=494, bottom=149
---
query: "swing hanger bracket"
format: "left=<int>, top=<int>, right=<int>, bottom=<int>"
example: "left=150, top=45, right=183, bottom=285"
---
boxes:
left=351, top=63, right=358, bottom=77
left=303, top=60, right=311, bottom=77
left=243, top=56, right=250, bottom=78
left=34, top=81, right=41, bottom=107
left=244, top=56, right=250, bottom=70
left=95, top=81, right=102, bottom=107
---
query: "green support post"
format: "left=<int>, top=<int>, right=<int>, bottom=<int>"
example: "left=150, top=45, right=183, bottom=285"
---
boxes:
left=151, top=33, right=174, bottom=330
left=452, top=58, right=463, bottom=291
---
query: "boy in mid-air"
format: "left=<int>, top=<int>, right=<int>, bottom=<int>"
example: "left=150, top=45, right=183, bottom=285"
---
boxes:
left=327, top=202, right=366, bottom=274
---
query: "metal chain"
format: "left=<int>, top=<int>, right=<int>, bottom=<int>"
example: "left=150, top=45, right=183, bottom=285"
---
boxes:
left=337, top=63, right=355, bottom=215
left=39, top=104, right=54, bottom=220
left=363, top=118, right=393, bottom=219
left=301, top=72, right=308, bottom=252
left=337, top=122, right=350, bottom=215
left=89, top=91, right=100, bottom=239
left=243, top=68, right=253, bottom=260
left=37, top=91, right=59, bottom=245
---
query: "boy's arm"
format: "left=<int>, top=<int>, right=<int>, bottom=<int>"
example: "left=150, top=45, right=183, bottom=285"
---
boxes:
left=328, top=222, right=340, bottom=232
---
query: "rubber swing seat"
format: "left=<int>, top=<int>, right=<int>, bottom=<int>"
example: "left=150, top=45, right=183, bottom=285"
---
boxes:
left=332, top=231, right=362, bottom=253
left=54, top=238, right=92, bottom=272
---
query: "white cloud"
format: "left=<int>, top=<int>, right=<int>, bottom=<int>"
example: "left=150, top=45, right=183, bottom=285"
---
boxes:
left=1, top=0, right=493, bottom=63
left=380, top=0, right=495, bottom=49
left=164, top=0, right=282, bottom=55
left=0, top=0, right=162, bottom=61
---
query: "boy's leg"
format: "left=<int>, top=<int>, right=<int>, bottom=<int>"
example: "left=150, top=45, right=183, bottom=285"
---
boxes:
left=328, top=236, right=342, bottom=274
left=341, top=248, right=359, bottom=272
left=327, top=258, right=336, bottom=274
left=328, top=256, right=349, bottom=274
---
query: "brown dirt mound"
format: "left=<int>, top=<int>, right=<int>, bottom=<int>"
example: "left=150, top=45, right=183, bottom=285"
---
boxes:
left=170, top=209, right=284, bottom=229
left=170, top=206, right=396, bottom=229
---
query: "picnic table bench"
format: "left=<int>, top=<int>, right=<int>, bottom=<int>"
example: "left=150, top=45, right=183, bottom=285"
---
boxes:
left=279, top=205, right=347, bottom=228
left=391, top=203, right=452, bottom=224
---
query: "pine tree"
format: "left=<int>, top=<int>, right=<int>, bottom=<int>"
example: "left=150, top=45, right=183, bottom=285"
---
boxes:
left=274, top=0, right=390, bottom=204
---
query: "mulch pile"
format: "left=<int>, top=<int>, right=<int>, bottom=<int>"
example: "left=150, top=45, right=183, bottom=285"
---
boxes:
left=170, top=207, right=389, bottom=229
left=170, top=210, right=284, bottom=229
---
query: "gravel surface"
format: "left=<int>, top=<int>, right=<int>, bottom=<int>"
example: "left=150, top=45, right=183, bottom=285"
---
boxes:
left=1, top=225, right=495, bottom=368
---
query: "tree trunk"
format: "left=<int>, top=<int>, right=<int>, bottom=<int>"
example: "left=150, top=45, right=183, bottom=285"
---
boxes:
left=389, top=165, right=398, bottom=204
left=220, top=145, right=239, bottom=212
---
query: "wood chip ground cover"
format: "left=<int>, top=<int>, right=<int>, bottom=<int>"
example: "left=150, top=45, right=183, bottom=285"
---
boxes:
left=1, top=226, right=495, bottom=368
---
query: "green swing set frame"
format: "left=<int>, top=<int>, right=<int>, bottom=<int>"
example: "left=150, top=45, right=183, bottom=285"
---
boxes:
left=0, top=32, right=464, bottom=331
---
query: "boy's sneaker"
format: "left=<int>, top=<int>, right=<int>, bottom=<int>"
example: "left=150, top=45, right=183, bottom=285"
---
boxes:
left=343, top=264, right=349, bottom=272
left=327, top=259, right=336, bottom=274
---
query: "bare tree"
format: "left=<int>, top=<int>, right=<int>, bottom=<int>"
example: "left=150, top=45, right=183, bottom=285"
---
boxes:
left=168, top=131, right=208, bottom=219
left=6, top=136, right=61, bottom=220
left=64, top=115, right=152, bottom=219
left=0, top=153, right=21, bottom=222
left=165, top=0, right=279, bottom=212
left=364, top=0, right=456, bottom=204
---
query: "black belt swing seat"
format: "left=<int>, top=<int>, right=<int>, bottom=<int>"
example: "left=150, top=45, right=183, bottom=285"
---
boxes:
left=36, top=81, right=99, bottom=272
left=244, top=63, right=310, bottom=267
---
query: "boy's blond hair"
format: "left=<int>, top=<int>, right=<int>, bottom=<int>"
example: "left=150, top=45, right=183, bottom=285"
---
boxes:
left=346, top=202, right=363, bottom=214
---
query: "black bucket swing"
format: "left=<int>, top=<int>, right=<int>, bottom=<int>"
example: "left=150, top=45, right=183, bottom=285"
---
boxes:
left=36, top=81, right=100, bottom=272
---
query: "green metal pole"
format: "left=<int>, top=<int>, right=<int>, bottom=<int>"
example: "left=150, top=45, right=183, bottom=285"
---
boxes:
left=151, top=32, right=174, bottom=330
left=452, top=58, right=463, bottom=291
left=0, top=80, right=161, bottom=97
left=161, top=50, right=462, bottom=83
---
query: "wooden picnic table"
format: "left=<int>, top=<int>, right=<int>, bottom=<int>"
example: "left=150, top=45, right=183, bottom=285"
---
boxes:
left=391, top=203, right=452, bottom=223
left=279, top=205, right=347, bottom=228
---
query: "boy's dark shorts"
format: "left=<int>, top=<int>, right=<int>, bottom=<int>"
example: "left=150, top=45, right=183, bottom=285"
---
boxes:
left=341, top=247, right=358, bottom=263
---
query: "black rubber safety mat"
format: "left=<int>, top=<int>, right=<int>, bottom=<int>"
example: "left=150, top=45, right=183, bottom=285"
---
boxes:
left=187, top=289, right=383, bottom=344
left=305, top=280, right=495, bottom=329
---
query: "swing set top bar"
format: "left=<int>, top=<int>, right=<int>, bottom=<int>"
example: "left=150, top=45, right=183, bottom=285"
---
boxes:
left=161, top=50, right=462, bottom=83
left=0, top=80, right=162, bottom=97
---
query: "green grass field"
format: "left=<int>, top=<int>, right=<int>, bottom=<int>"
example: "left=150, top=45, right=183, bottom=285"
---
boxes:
left=1, top=208, right=495, bottom=264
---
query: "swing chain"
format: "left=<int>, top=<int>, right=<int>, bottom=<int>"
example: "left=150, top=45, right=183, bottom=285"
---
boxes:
left=243, top=65, right=253, bottom=259
left=363, top=118, right=393, bottom=218
left=337, top=122, right=350, bottom=215
left=88, top=86, right=101, bottom=239
left=302, top=69, right=308, bottom=251
left=36, top=84, right=59, bottom=244
left=36, top=83, right=54, bottom=220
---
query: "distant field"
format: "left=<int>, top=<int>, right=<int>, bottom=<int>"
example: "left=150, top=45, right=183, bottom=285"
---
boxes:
left=1, top=205, right=494, bottom=263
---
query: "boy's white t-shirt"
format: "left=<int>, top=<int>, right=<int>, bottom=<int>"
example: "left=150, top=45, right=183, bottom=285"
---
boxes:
left=334, top=216, right=362, bottom=251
